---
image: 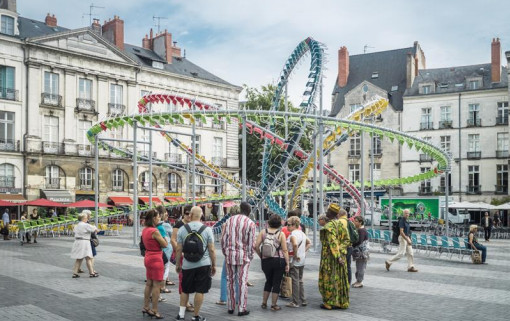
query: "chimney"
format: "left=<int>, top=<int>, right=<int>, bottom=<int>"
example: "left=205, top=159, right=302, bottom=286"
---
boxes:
left=172, top=41, right=181, bottom=58
left=142, top=34, right=150, bottom=49
left=45, top=13, right=57, bottom=27
left=153, top=29, right=173, bottom=64
left=102, top=15, right=124, bottom=50
left=91, top=18, right=101, bottom=35
left=491, top=37, right=501, bottom=83
left=337, top=46, right=349, bottom=87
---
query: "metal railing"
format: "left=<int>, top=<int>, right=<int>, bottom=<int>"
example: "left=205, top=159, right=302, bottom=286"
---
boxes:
left=108, top=103, right=126, bottom=116
left=466, top=185, right=482, bottom=194
left=76, top=98, right=96, bottom=111
left=77, top=144, right=93, bottom=156
left=467, top=151, right=481, bottom=159
left=420, top=122, right=433, bottom=130
left=0, top=176, right=15, bottom=188
left=42, top=141, right=64, bottom=154
left=418, top=186, right=432, bottom=195
left=438, top=120, right=453, bottom=129
left=0, top=139, right=19, bottom=151
left=348, top=150, right=361, bottom=158
left=467, top=118, right=481, bottom=127
left=0, top=87, right=19, bottom=101
left=438, top=186, right=453, bottom=194
left=496, top=150, right=509, bottom=158
left=419, top=154, right=432, bottom=162
left=165, top=153, right=182, bottom=163
left=45, top=177, right=62, bottom=189
left=495, top=185, right=508, bottom=194
left=41, top=93, right=62, bottom=106
left=496, top=116, right=508, bottom=125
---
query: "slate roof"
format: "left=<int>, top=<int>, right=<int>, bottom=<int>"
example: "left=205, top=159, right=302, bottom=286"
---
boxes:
left=17, top=17, right=236, bottom=88
left=404, top=63, right=508, bottom=96
left=330, top=46, right=416, bottom=116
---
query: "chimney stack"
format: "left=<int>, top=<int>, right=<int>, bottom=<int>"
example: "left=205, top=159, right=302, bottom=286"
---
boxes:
left=491, top=37, right=501, bottom=83
left=172, top=41, right=181, bottom=58
left=45, top=13, right=57, bottom=27
left=337, top=46, right=349, bottom=88
left=102, top=15, right=124, bottom=50
left=152, top=29, right=173, bottom=64
left=91, top=18, right=101, bottom=35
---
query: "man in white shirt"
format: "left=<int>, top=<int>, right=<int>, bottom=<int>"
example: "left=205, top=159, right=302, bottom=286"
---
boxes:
left=286, top=216, right=311, bottom=308
left=2, top=209, right=10, bottom=240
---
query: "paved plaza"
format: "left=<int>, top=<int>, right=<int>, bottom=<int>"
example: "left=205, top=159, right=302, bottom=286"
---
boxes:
left=1, top=228, right=509, bottom=321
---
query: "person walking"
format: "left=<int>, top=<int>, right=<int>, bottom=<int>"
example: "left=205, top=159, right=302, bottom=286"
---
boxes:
left=29, top=209, right=39, bottom=243
left=156, top=205, right=173, bottom=295
left=70, top=211, right=99, bottom=278
left=318, top=204, right=350, bottom=310
left=175, top=206, right=216, bottom=321
left=286, top=216, right=311, bottom=308
left=466, top=224, right=487, bottom=263
left=141, top=210, right=168, bottom=319
left=254, top=214, right=289, bottom=311
left=220, top=202, right=256, bottom=316
left=481, top=212, right=493, bottom=241
left=351, top=216, right=369, bottom=288
left=385, top=209, right=418, bottom=272
left=2, top=208, right=10, bottom=240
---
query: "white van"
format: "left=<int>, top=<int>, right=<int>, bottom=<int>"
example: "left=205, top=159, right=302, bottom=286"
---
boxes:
left=440, top=207, right=470, bottom=224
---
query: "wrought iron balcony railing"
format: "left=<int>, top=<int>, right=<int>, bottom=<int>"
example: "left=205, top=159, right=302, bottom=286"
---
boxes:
left=438, top=120, right=453, bottom=129
left=76, top=98, right=96, bottom=111
left=0, top=87, right=19, bottom=101
left=420, top=122, right=433, bottom=130
left=466, top=151, right=481, bottom=159
left=466, top=185, right=482, bottom=194
left=41, top=93, right=62, bottom=106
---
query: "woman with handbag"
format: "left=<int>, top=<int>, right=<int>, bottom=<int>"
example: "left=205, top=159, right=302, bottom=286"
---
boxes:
left=351, top=216, right=369, bottom=288
left=70, top=210, right=99, bottom=278
left=142, top=209, right=168, bottom=319
left=466, top=225, right=487, bottom=264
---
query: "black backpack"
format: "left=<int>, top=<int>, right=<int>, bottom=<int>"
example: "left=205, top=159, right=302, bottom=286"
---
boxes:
left=391, top=218, right=401, bottom=244
left=182, top=224, right=207, bottom=262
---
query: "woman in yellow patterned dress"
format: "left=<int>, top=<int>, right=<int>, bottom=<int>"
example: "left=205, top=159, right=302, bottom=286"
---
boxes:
left=318, top=204, right=350, bottom=310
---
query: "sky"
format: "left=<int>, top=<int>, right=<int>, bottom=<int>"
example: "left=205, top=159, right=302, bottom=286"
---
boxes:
left=17, top=0, right=510, bottom=112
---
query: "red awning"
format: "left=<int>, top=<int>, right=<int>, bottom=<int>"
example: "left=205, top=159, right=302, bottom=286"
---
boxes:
left=165, top=197, right=186, bottom=203
left=0, top=194, right=27, bottom=203
left=139, top=197, right=163, bottom=205
left=67, top=200, right=112, bottom=208
left=108, top=196, right=133, bottom=206
left=222, top=200, right=236, bottom=208
left=23, top=198, right=68, bottom=207
left=0, top=199, right=16, bottom=206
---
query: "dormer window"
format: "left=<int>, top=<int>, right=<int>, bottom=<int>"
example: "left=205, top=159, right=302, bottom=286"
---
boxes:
left=152, top=61, right=164, bottom=69
left=422, top=85, right=431, bottom=94
left=1, top=15, right=14, bottom=35
left=469, top=80, right=479, bottom=90
left=371, top=72, right=379, bottom=79
left=391, top=85, right=398, bottom=92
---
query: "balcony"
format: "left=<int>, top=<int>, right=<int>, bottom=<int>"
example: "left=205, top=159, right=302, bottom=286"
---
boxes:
left=165, top=153, right=182, bottom=163
left=466, top=151, right=481, bottom=159
left=467, top=118, right=481, bottom=127
left=0, top=176, right=15, bottom=188
left=108, top=103, right=126, bottom=116
left=438, top=120, right=453, bottom=129
left=45, top=177, right=63, bottom=189
left=42, top=141, right=64, bottom=154
left=496, top=116, right=508, bottom=125
left=466, top=185, right=482, bottom=194
left=496, top=150, right=509, bottom=158
left=418, top=186, right=432, bottom=195
left=420, top=122, right=433, bottom=130
left=76, top=98, right=96, bottom=113
left=495, top=185, right=508, bottom=195
left=348, top=150, right=361, bottom=158
left=41, top=93, right=62, bottom=107
left=77, top=144, right=93, bottom=156
left=140, top=151, right=157, bottom=159
left=211, top=157, right=227, bottom=167
left=0, top=87, right=19, bottom=101
left=369, top=149, right=383, bottom=157
left=0, top=139, right=19, bottom=152
left=419, top=154, right=432, bottom=162
left=438, top=186, right=453, bottom=194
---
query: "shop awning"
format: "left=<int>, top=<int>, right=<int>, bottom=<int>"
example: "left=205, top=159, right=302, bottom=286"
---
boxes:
left=165, top=197, right=186, bottom=203
left=41, top=190, right=74, bottom=203
left=24, top=198, right=68, bottom=207
left=0, top=199, right=16, bottom=206
left=139, top=197, right=163, bottom=205
left=0, top=194, right=27, bottom=203
left=108, top=196, right=133, bottom=206
left=68, top=200, right=112, bottom=208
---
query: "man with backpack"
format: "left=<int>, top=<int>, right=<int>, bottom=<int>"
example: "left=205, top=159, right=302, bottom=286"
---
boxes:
left=385, top=209, right=418, bottom=272
left=220, top=202, right=256, bottom=316
left=337, top=207, right=359, bottom=285
left=175, top=206, right=216, bottom=321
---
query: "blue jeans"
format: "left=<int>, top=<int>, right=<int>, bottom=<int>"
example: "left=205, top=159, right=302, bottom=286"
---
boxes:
left=467, top=243, right=487, bottom=263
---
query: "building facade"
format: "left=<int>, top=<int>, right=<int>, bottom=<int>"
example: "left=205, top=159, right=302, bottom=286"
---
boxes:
left=0, top=2, right=241, bottom=207
left=402, top=39, right=509, bottom=203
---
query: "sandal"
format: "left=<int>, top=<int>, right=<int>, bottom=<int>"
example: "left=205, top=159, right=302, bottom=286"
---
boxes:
left=160, top=288, right=171, bottom=293
left=158, top=297, right=167, bottom=302
left=72, top=274, right=80, bottom=278
left=352, top=283, right=363, bottom=288
left=166, top=280, right=175, bottom=286
left=320, top=303, right=332, bottom=310
left=271, top=305, right=281, bottom=311
left=261, top=303, right=267, bottom=309
left=215, top=301, right=227, bottom=305
left=89, top=273, right=99, bottom=278
left=152, top=312, right=164, bottom=319
left=286, top=302, right=299, bottom=308
left=142, top=307, right=155, bottom=317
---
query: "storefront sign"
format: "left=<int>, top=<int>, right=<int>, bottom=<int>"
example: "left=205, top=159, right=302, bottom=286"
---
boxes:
left=164, top=192, right=182, bottom=196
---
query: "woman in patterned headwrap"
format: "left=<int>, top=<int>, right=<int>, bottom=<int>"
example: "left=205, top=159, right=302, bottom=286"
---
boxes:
left=318, top=204, right=350, bottom=310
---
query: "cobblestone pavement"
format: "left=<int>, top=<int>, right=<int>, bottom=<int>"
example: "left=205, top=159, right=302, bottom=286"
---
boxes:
left=1, top=228, right=509, bottom=321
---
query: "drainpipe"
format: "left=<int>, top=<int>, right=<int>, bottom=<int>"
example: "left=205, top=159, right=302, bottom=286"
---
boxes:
left=458, top=93, right=462, bottom=201
left=23, top=43, right=29, bottom=200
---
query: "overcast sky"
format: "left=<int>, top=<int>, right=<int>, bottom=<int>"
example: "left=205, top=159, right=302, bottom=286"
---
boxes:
left=17, top=0, right=510, bottom=111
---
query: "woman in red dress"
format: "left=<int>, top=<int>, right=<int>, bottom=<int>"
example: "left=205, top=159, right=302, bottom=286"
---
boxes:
left=142, top=210, right=168, bottom=319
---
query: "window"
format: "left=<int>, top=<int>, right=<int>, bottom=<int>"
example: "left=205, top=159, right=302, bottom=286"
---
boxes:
left=0, top=65, right=15, bottom=100
left=140, top=171, right=155, bottom=192
left=497, top=165, right=508, bottom=194
left=140, top=129, right=149, bottom=156
left=43, top=116, right=59, bottom=143
left=371, top=163, right=381, bottom=181
left=79, top=78, right=92, bottom=100
left=193, top=135, right=201, bottom=154
left=112, top=169, right=125, bottom=191
left=0, top=163, right=14, bottom=187
left=350, top=104, right=362, bottom=113
left=421, top=108, right=432, bottom=129
left=371, top=72, right=379, bottom=79
left=44, top=72, right=59, bottom=95
left=110, top=84, right=123, bottom=105
left=469, top=80, right=479, bottom=90
left=371, top=136, right=382, bottom=155
left=194, top=175, right=205, bottom=194
left=77, top=120, right=92, bottom=145
left=439, top=106, right=452, bottom=128
left=497, top=102, right=508, bottom=124
left=420, top=167, right=431, bottom=193
left=79, top=167, right=93, bottom=189
left=497, top=133, right=508, bottom=157
left=349, top=164, right=360, bottom=182
left=212, top=137, right=223, bottom=166
left=1, top=15, right=14, bottom=35
left=0, top=111, right=15, bottom=151
left=468, top=104, right=480, bottom=126
left=440, top=136, right=451, bottom=153
left=440, top=173, right=452, bottom=194
left=468, top=134, right=480, bottom=152
left=468, top=165, right=480, bottom=193
left=45, top=165, right=62, bottom=189
left=109, top=127, right=124, bottom=149
left=422, top=85, right=431, bottom=94
left=349, top=134, right=360, bottom=157
left=168, top=173, right=181, bottom=192
left=390, top=85, right=398, bottom=92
